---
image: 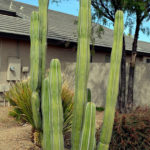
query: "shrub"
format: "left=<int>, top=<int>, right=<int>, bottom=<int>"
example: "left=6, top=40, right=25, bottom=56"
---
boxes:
left=109, top=107, right=150, bottom=150
left=4, top=79, right=34, bottom=126
left=4, top=78, right=74, bottom=137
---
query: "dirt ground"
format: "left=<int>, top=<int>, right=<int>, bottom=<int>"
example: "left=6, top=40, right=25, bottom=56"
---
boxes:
left=0, top=106, right=103, bottom=150
left=0, top=107, right=40, bottom=150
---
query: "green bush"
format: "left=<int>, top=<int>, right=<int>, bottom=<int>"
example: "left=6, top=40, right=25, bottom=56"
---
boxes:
left=5, top=79, right=33, bottom=125
left=4, top=78, right=74, bottom=136
left=109, top=107, right=150, bottom=150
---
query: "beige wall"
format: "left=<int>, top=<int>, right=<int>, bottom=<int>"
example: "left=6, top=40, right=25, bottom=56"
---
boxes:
left=93, top=51, right=144, bottom=63
left=0, top=38, right=77, bottom=87
left=61, top=63, right=150, bottom=107
left=0, top=37, right=150, bottom=104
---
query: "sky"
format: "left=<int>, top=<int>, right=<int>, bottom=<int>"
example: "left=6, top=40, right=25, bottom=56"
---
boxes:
left=15, top=0, right=150, bottom=43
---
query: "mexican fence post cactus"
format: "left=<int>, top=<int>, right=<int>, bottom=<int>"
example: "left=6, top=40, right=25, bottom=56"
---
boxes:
left=42, top=59, right=64, bottom=150
left=79, top=102, right=96, bottom=150
left=30, top=0, right=124, bottom=149
left=39, top=0, right=49, bottom=88
left=30, top=11, right=40, bottom=92
left=30, top=11, right=42, bottom=130
left=71, top=0, right=91, bottom=149
left=30, top=0, right=49, bottom=139
left=98, top=10, right=124, bottom=150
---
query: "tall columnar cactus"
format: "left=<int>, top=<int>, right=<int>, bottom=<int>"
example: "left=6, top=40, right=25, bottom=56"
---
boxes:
left=30, top=11, right=40, bottom=92
left=30, top=0, right=124, bottom=149
left=98, top=10, right=124, bottom=150
left=42, top=59, right=64, bottom=150
left=30, top=0, right=49, bottom=131
left=39, top=0, right=49, bottom=87
left=71, top=0, right=91, bottom=149
left=79, top=102, right=96, bottom=150
left=30, top=11, right=42, bottom=130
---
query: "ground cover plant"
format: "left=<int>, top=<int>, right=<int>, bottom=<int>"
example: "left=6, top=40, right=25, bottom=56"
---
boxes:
left=110, top=107, right=150, bottom=150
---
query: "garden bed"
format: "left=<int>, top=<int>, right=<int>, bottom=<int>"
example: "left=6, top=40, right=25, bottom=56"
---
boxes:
left=0, top=106, right=104, bottom=150
left=0, top=107, right=40, bottom=150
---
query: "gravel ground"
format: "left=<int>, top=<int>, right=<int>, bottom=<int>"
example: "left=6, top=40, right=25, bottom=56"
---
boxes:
left=0, top=106, right=104, bottom=150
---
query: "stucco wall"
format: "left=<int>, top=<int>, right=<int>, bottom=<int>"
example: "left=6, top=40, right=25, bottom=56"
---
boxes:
left=0, top=38, right=77, bottom=86
left=0, top=38, right=150, bottom=106
left=61, top=63, right=150, bottom=107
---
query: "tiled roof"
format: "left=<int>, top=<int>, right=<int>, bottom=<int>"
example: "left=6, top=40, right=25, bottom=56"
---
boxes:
left=0, top=0, right=150, bottom=54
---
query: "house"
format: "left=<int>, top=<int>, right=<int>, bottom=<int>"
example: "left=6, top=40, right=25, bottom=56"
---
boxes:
left=0, top=0, right=150, bottom=94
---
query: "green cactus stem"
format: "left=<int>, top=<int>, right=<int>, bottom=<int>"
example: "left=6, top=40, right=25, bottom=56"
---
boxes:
left=71, top=0, right=91, bottom=149
left=42, top=59, right=64, bottom=150
left=30, top=0, right=49, bottom=133
left=30, top=11, right=40, bottom=91
left=98, top=10, right=124, bottom=150
left=30, top=11, right=42, bottom=130
left=31, top=91, right=42, bottom=130
left=79, top=102, right=96, bottom=150
left=38, top=0, right=49, bottom=87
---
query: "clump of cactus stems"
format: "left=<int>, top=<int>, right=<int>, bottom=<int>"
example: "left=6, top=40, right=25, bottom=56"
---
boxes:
left=71, top=0, right=94, bottom=149
left=30, top=0, right=124, bottom=149
left=30, top=0, right=49, bottom=142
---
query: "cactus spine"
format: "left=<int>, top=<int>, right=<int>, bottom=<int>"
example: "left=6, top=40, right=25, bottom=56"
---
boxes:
left=79, top=102, right=96, bottom=150
left=98, top=10, right=124, bottom=150
left=42, top=59, right=64, bottom=150
left=71, top=0, right=91, bottom=149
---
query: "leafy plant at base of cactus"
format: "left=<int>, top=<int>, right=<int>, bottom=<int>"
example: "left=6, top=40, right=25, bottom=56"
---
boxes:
left=71, top=0, right=91, bottom=149
left=79, top=102, right=96, bottom=150
left=98, top=10, right=124, bottom=150
left=4, top=80, right=33, bottom=125
left=42, top=59, right=64, bottom=150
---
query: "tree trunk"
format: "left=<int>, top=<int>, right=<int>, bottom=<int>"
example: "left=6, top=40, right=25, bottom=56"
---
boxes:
left=126, top=20, right=140, bottom=113
left=118, top=35, right=126, bottom=113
